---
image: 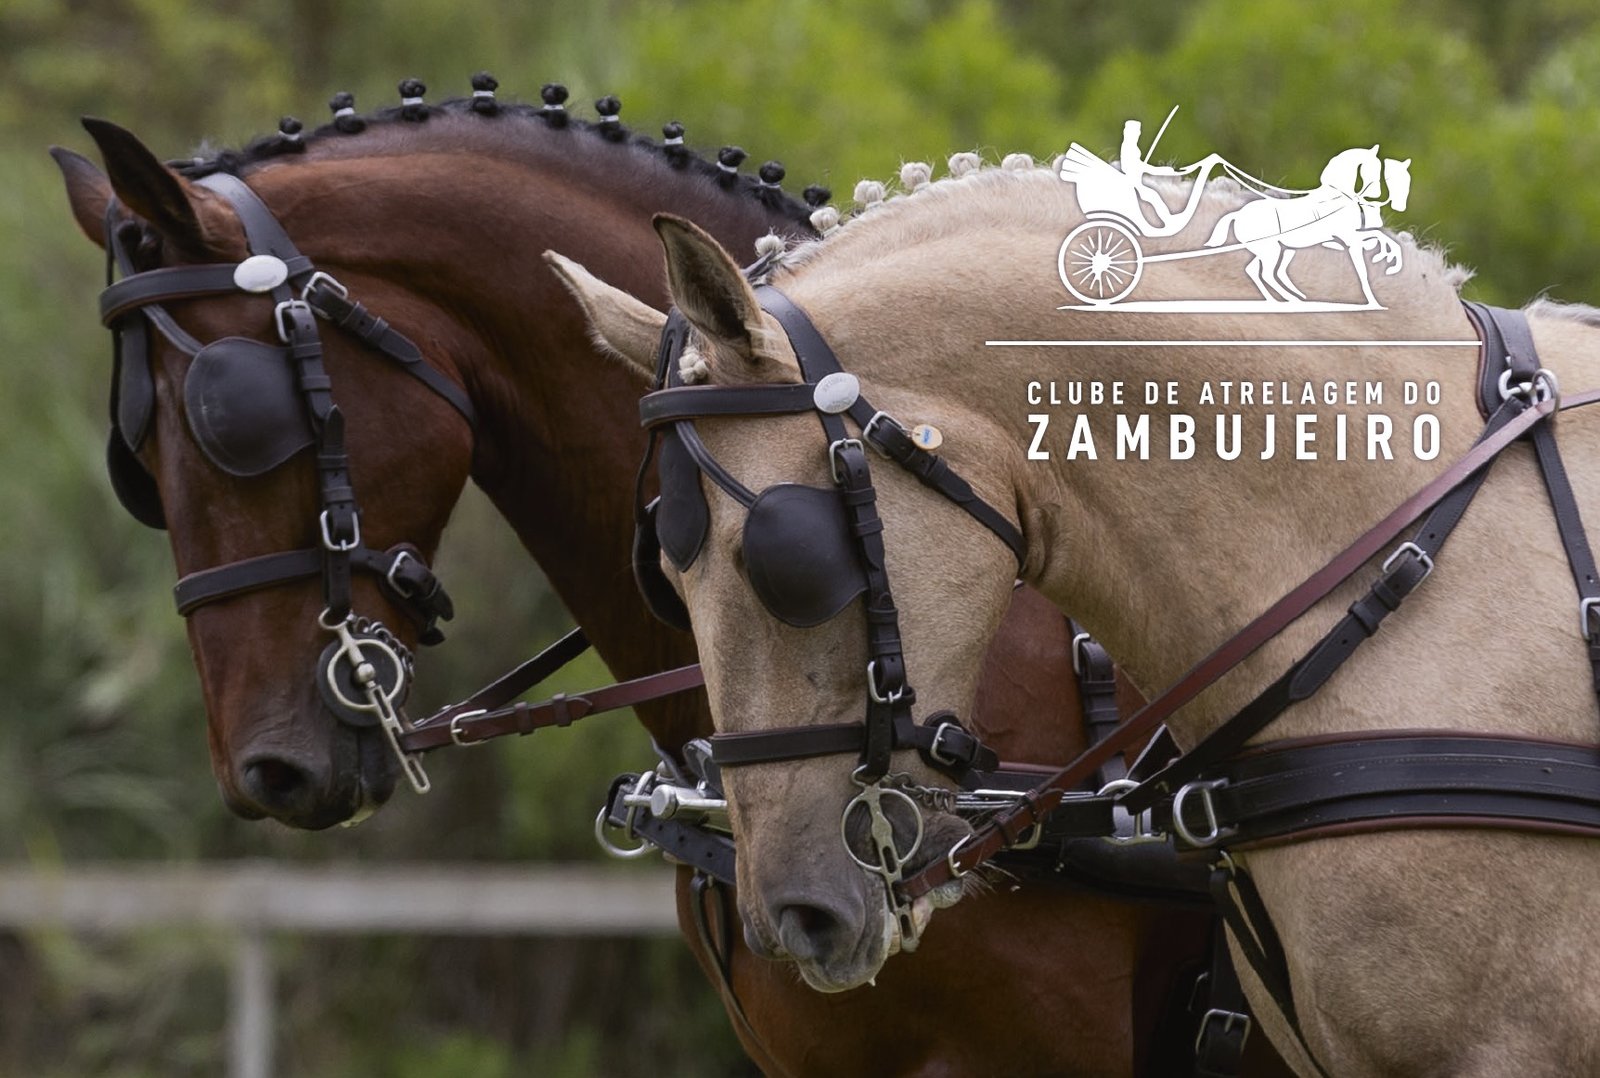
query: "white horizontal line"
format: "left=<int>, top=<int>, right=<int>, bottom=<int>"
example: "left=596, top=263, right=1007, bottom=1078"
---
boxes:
left=986, top=340, right=1483, bottom=347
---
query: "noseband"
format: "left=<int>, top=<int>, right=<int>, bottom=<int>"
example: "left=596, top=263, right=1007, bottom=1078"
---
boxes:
left=635, top=286, right=1026, bottom=946
left=98, top=172, right=476, bottom=792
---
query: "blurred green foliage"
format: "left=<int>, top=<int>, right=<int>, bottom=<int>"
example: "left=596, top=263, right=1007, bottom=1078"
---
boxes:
left=4, top=0, right=1600, bottom=1073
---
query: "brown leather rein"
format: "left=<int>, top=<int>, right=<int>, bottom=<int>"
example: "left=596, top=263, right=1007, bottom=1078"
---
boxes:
left=902, top=384, right=1600, bottom=901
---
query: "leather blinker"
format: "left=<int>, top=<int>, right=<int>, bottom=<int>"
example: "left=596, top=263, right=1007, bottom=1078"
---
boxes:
left=634, top=498, right=692, bottom=630
left=742, top=483, right=869, bottom=628
left=657, top=428, right=710, bottom=571
left=106, top=429, right=166, bottom=530
left=183, top=337, right=315, bottom=477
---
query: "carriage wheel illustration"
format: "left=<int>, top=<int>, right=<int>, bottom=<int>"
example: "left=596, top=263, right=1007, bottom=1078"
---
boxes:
left=1058, top=218, right=1144, bottom=305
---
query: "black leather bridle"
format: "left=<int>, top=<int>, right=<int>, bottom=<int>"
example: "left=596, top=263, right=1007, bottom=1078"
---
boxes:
left=634, top=286, right=1029, bottom=946
left=98, top=171, right=474, bottom=792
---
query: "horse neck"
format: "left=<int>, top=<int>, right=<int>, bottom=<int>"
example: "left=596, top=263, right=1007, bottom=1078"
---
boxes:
left=258, top=134, right=803, bottom=747
left=785, top=186, right=1483, bottom=735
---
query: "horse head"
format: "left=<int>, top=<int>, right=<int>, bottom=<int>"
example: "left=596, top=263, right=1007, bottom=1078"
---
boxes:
left=54, top=121, right=475, bottom=828
left=1383, top=157, right=1413, bottom=212
left=553, top=213, right=1024, bottom=990
left=1320, top=144, right=1382, bottom=198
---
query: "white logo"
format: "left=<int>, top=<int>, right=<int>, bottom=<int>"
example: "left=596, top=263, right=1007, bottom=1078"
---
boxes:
left=1057, top=107, right=1410, bottom=311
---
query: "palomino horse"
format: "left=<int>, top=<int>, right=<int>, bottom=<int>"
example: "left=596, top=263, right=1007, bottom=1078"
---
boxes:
left=54, top=93, right=1277, bottom=1075
left=561, top=155, right=1600, bottom=1075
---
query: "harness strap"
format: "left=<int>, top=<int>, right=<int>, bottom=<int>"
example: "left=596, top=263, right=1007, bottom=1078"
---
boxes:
left=402, top=664, right=706, bottom=752
left=424, top=627, right=590, bottom=728
left=99, top=260, right=310, bottom=322
left=901, top=386, right=1600, bottom=901
left=1209, top=863, right=1332, bottom=1078
left=173, top=544, right=453, bottom=642
left=305, top=280, right=477, bottom=427
left=1192, top=920, right=1252, bottom=1078
left=753, top=285, right=1029, bottom=567
left=686, top=871, right=767, bottom=1062
left=640, top=383, right=818, bottom=423
left=1125, top=392, right=1527, bottom=813
left=1156, top=732, right=1600, bottom=850
left=1069, top=617, right=1125, bottom=783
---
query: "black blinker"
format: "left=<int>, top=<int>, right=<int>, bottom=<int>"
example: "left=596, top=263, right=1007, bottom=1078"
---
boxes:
left=742, top=483, right=868, bottom=628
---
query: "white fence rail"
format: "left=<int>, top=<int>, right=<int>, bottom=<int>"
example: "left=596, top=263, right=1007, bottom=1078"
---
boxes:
left=0, top=863, right=683, bottom=1078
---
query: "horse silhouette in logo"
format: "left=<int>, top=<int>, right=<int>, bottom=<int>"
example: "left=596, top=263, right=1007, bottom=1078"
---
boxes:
left=1204, top=147, right=1411, bottom=306
left=1057, top=109, right=1411, bottom=311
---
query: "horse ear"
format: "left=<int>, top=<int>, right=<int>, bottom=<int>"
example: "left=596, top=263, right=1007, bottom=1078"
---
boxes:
left=653, top=214, right=776, bottom=365
left=81, top=117, right=219, bottom=253
left=50, top=146, right=113, bottom=248
left=543, top=251, right=666, bottom=385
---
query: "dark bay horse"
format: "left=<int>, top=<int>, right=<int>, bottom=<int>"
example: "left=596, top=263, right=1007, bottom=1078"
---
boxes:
left=54, top=88, right=1280, bottom=1075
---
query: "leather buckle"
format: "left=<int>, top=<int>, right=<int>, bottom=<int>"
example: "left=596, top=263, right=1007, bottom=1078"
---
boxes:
left=861, top=410, right=905, bottom=457
left=384, top=549, right=418, bottom=597
left=927, top=721, right=968, bottom=767
left=1070, top=630, right=1093, bottom=676
left=828, top=438, right=864, bottom=484
left=1581, top=597, right=1600, bottom=642
left=1380, top=541, right=1433, bottom=583
left=448, top=708, right=487, bottom=747
left=1195, top=1008, right=1252, bottom=1054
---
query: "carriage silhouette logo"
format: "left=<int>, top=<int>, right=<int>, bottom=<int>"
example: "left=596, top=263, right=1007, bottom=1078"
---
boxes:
left=1056, top=107, right=1411, bottom=312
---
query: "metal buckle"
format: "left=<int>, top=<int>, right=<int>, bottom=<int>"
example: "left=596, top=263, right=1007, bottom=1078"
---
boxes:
left=320, top=509, right=361, bottom=553
left=1097, top=777, right=1165, bottom=845
left=1582, top=597, right=1600, bottom=642
left=1008, top=822, right=1044, bottom=851
left=301, top=270, right=349, bottom=304
left=1380, top=541, right=1433, bottom=582
left=384, top=549, right=417, bottom=597
left=1070, top=631, right=1093, bottom=677
left=1171, top=779, right=1231, bottom=848
left=273, top=298, right=313, bottom=343
left=927, top=721, right=965, bottom=767
left=448, top=708, right=486, bottom=747
left=944, top=833, right=973, bottom=878
left=861, top=410, right=903, bottom=455
left=828, top=437, right=864, bottom=484
left=866, top=659, right=905, bottom=704
left=1195, top=1008, right=1253, bottom=1054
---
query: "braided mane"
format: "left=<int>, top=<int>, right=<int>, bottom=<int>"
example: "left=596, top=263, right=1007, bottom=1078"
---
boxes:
left=169, top=77, right=828, bottom=234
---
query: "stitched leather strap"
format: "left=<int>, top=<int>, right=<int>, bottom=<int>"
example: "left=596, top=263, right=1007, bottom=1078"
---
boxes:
left=1125, top=392, right=1526, bottom=812
left=640, top=383, right=818, bottom=425
left=1159, top=732, right=1600, bottom=849
left=402, top=664, right=706, bottom=751
left=754, top=286, right=1028, bottom=567
left=902, top=386, right=1600, bottom=900
left=1210, top=865, right=1331, bottom=1077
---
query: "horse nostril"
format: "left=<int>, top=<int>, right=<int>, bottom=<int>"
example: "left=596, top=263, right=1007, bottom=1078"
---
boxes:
left=776, top=903, right=849, bottom=961
left=239, top=755, right=320, bottom=819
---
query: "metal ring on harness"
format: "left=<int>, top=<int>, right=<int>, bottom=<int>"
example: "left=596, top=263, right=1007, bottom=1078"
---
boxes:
left=1172, top=779, right=1231, bottom=848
